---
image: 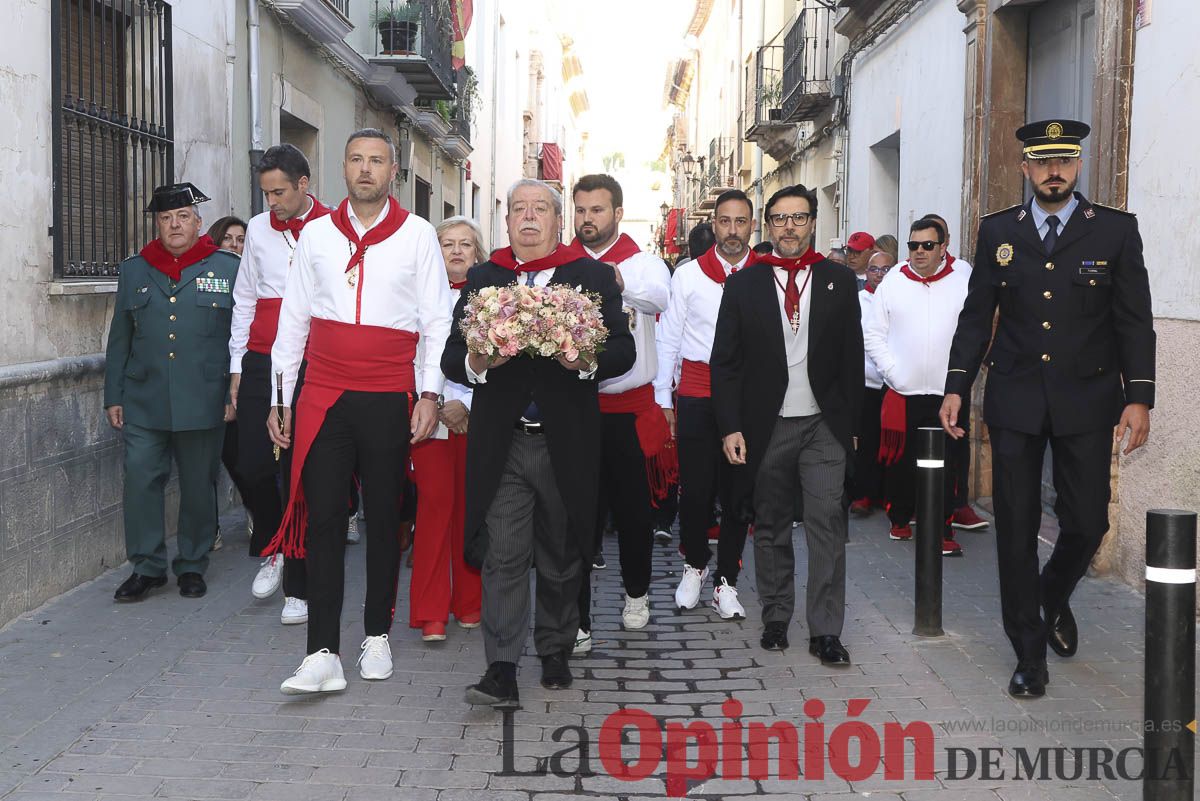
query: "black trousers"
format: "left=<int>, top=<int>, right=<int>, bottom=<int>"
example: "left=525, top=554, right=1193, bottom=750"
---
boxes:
left=578, top=412, right=654, bottom=632
left=303, top=390, right=410, bottom=654
left=851, top=386, right=885, bottom=502
left=239, top=350, right=305, bottom=599
left=652, top=480, right=679, bottom=531
left=990, top=424, right=1112, bottom=662
left=675, top=396, right=748, bottom=586
left=884, top=392, right=968, bottom=530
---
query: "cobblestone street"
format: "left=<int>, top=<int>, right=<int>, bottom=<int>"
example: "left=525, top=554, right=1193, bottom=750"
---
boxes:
left=0, top=508, right=1170, bottom=800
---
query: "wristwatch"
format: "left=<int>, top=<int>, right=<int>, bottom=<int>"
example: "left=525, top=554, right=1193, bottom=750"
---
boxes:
left=419, top=391, right=444, bottom=410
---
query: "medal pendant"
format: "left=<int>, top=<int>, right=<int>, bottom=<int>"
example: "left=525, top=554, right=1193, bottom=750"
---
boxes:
left=347, top=268, right=358, bottom=287
left=790, top=311, right=801, bottom=333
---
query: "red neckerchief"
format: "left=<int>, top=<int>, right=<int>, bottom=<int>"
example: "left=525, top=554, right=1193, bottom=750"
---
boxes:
left=139, top=235, right=218, bottom=282
left=751, top=246, right=825, bottom=271
left=490, top=243, right=581, bottom=274
left=900, top=254, right=955, bottom=284
left=329, top=197, right=410, bottom=273
left=269, top=194, right=331, bottom=237
left=574, top=232, right=641, bottom=265
left=697, top=245, right=743, bottom=285
left=450, top=279, right=468, bottom=290
left=865, top=282, right=877, bottom=294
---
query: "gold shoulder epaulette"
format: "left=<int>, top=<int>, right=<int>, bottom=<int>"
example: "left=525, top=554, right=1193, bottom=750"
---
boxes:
left=981, top=204, right=1023, bottom=220
left=1089, top=202, right=1136, bottom=218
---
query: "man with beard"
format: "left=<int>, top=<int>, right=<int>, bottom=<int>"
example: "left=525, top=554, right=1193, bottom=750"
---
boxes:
left=569, top=174, right=671, bottom=652
left=711, top=184, right=862, bottom=663
left=656, top=190, right=755, bottom=621
left=940, top=119, right=1154, bottom=698
left=229, top=144, right=328, bottom=624
left=444, top=179, right=634, bottom=708
left=267, top=129, right=449, bottom=694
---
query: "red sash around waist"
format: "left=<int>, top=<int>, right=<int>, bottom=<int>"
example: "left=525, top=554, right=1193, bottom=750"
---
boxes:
left=247, top=297, right=283, bottom=355
left=678, top=359, right=712, bottom=399
left=598, top=383, right=678, bottom=504
left=263, top=318, right=418, bottom=559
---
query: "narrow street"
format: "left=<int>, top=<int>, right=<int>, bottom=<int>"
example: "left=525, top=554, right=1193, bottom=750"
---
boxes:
left=0, top=508, right=1151, bottom=800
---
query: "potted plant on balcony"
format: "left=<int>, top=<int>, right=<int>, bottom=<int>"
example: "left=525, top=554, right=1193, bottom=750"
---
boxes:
left=371, top=2, right=420, bottom=56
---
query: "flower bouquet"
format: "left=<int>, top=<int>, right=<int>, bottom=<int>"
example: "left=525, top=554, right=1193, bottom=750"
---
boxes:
left=459, top=284, right=608, bottom=363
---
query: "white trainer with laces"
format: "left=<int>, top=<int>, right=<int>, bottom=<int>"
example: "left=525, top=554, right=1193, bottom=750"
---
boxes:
left=346, top=515, right=361, bottom=544
left=572, top=628, right=592, bottom=656
left=251, top=553, right=283, bottom=599
left=674, top=564, right=709, bottom=610
left=622, top=594, right=650, bottom=630
left=712, top=577, right=746, bottom=620
left=280, top=597, right=308, bottom=625
left=357, top=634, right=393, bottom=680
left=280, top=649, right=346, bottom=695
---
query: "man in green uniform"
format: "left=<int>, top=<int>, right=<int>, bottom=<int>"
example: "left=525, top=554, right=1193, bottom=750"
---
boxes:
left=104, top=183, right=240, bottom=601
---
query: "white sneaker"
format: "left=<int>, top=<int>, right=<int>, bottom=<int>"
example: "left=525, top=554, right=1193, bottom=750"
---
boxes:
left=280, top=597, right=308, bottom=625
left=653, top=528, right=672, bottom=545
left=357, top=634, right=393, bottom=680
left=280, top=649, right=347, bottom=695
left=251, top=554, right=283, bottom=599
left=622, top=594, right=650, bottom=630
left=346, top=515, right=361, bottom=545
left=572, top=628, right=592, bottom=656
left=211, top=528, right=224, bottom=551
left=675, top=564, right=709, bottom=610
left=712, top=577, right=746, bottom=620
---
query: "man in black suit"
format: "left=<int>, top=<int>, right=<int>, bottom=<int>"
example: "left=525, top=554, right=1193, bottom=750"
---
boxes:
left=940, top=119, right=1154, bottom=699
left=710, top=184, right=863, bottom=664
left=442, top=179, right=635, bottom=708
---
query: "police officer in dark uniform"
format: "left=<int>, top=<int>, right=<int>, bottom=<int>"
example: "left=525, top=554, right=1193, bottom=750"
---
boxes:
left=939, top=120, right=1154, bottom=699
left=104, top=183, right=240, bottom=601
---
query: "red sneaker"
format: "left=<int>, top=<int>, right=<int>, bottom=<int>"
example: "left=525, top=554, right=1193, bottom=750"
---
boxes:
left=421, top=622, right=447, bottom=642
left=951, top=506, right=989, bottom=530
left=456, top=612, right=481, bottom=629
left=942, top=536, right=963, bottom=557
left=889, top=524, right=912, bottom=541
left=849, top=497, right=872, bottom=517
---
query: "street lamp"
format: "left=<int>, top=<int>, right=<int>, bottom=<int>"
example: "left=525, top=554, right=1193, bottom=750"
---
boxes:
left=660, top=201, right=670, bottom=220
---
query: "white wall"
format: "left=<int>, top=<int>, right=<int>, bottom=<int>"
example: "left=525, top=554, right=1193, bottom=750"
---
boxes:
left=1128, top=4, right=1200, bottom=322
left=845, top=0, right=966, bottom=249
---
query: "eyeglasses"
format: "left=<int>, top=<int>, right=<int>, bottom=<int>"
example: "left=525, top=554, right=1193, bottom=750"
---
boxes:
left=510, top=202, right=553, bottom=216
left=907, top=240, right=943, bottom=252
left=866, top=265, right=892, bottom=274
left=767, top=212, right=813, bottom=227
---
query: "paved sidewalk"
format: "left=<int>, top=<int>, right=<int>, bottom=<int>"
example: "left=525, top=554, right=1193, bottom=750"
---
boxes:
left=0, top=506, right=1182, bottom=800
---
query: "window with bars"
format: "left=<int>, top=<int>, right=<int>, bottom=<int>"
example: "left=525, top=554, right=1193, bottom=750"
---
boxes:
left=51, top=0, right=174, bottom=279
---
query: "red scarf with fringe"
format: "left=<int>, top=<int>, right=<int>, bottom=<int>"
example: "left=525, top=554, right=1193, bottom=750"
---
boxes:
left=598, top=384, right=679, bottom=506
left=879, top=388, right=906, bottom=466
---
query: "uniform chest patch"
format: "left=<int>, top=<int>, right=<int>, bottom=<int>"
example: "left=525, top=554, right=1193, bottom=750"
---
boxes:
left=996, top=243, right=1014, bottom=267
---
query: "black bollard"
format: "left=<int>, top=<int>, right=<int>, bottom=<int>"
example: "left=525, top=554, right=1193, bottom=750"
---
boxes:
left=1144, top=509, right=1196, bottom=801
left=912, top=427, right=945, bottom=637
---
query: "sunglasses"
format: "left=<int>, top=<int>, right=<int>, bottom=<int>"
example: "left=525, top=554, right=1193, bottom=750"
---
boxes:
left=907, top=240, right=943, bottom=252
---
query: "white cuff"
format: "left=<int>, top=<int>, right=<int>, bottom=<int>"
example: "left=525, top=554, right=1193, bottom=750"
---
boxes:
left=466, top=354, right=488, bottom=384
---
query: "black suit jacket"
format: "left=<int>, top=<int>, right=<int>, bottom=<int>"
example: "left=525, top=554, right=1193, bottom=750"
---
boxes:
left=441, top=256, right=636, bottom=568
left=945, top=193, right=1155, bottom=435
left=710, top=259, right=864, bottom=522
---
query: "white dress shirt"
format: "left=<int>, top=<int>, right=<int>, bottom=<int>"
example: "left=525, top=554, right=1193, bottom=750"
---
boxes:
left=272, top=202, right=451, bottom=405
left=415, top=285, right=472, bottom=439
left=770, top=262, right=820, bottom=416
left=585, top=241, right=671, bottom=395
left=863, top=258, right=972, bottom=396
left=858, top=288, right=884, bottom=390
left=229, top=199, right=318, bottom=373
left=653, top=250, right=749, bottom=407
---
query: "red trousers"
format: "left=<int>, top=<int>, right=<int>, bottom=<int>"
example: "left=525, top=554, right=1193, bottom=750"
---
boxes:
left=408, top=433, right=481, bottom=626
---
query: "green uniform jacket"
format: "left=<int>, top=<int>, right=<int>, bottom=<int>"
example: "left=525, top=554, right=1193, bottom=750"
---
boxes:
left=104, top=249, right=241, bottom=431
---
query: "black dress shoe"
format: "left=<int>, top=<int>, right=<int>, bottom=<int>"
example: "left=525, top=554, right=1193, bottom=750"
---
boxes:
left=177, top=572, right=207, bottom=598
left=1008, top=661, right=1049, bottom=698
left=809, top=635, right=851, bottom=666
left=540, top=650, right=573, bottom=689
left=760, top=622, right=789, bottom=651
left=114, top=572, right=167, bottom=602
left=465, top=661, right=520, bottom=708
left=1047, top=603, right=1078, bottom=658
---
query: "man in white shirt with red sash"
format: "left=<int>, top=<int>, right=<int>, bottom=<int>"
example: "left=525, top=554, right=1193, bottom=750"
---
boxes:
left=864, top=218, right=972, bottom=556
left=568, top=174, right=672, bottom=652
left=229, top=144, right=329, bottom=625
left=266, top=129, right=449, bottom=695
left=655, top=190, right=755, bottom=621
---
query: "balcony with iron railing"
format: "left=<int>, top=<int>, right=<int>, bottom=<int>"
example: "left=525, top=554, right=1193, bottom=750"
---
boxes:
left=698, top=137, right=737, bottom=210
left=368, top=0, right=455, bottom=101
left=325, top=0, right=350, bottom=17
left=781, top=4, right=835, bottom=123
left=744, top=44, right=787, bottom=143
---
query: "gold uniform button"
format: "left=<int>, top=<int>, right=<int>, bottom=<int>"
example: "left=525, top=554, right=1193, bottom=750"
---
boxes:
left=169, top=296, right=177, bottom=304
left=1045, top=262, right=1054, bottom=271
left=1041, top=354, right=1051, bottom=362
left=1042, top=321, right=1051, bottom=330
left=1043, top=291, right=1053, bottom=299
left=168, top=333, right=176, bottom=340
left=169, top=314, right=176, bottom=322
left=1000, top=281, right=1008, bottom=287
left=1089, top=279, right=1097, bottom=286
left=212, top=302, right=218, bottom=307
left=207, top=271, right=215, bottom=277
left=168, top=352, right=176, bottom=360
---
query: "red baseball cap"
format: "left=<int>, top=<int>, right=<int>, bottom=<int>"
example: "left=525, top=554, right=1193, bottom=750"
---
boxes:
left=846, top=232, right=876, bottom=252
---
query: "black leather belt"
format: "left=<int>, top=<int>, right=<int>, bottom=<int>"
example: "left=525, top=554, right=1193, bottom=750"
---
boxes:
left=514, top=419, right=544, bottom=435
